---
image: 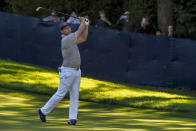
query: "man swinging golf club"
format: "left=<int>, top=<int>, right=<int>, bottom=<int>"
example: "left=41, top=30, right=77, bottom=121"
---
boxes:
left=38, top=17, right=89, bottom=125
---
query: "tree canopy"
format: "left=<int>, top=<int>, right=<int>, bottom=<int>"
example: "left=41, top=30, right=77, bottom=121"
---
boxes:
left=0, top=0, right=195, bottom=39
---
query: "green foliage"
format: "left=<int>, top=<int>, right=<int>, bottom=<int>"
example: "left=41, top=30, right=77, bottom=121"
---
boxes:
left=123, top=0, right=157, bottom=30
left=174, top=0, right=196, bottom=39
left=3, top=0, right=123, bottom=25
left=1, top=0, right=196, bottom=39
left=0, top=0, right=9, bottom=11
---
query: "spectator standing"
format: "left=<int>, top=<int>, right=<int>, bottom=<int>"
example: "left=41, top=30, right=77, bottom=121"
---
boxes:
left=136, top=17, right=154, bottom=34
left=96, top=10, right=112, bottom=28
left=116, top=11, right=135, bottom=32
left=43, top=9, right=60, bottom=23
left=156, top=29, right=162, bottom=36
left=168, top=25, right=176, bottom=37
left=66, top=11, right=80, bottom=24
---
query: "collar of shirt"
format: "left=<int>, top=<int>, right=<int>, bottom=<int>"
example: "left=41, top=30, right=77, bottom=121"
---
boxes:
left=61, top=34, right=66, bottom=38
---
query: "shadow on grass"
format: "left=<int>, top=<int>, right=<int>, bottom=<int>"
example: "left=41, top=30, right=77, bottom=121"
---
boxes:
left=0, top=59, right=56, bottom=71
left=0, top=61, right=40, bottom=72
left=80, top=83, right=196, bottom=112
left=1, top=59, right=196, bottom=113
left=132, top=84, right=196, bottom=97
left=0, top=88, right=196, bottom=131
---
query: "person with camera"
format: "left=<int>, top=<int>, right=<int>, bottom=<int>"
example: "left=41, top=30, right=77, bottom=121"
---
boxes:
left=116, top=11, right=135, bottom=32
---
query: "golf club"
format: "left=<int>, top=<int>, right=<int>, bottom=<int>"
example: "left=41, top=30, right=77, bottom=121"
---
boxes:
left=36, top=6, right=78, bottom=19
left=36, top=6, right=89, bottom=25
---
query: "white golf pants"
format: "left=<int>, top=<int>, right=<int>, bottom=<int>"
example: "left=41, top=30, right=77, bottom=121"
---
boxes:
left=41, top=66, right=81, bottom=120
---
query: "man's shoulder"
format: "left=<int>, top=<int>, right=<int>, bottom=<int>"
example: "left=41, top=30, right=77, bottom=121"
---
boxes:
left=61, top=33, right=76, bottom=43
left=68, top=33, right=76, bottom=38
left=62, top=33, right=75, bottom=38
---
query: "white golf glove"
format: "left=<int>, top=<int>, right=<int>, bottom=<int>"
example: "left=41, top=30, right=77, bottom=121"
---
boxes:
left=85, top=18, right=89, bottom=26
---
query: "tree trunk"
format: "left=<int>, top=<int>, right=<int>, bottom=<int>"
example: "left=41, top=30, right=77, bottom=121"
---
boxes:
left=157, top=0, right=173, bottom=35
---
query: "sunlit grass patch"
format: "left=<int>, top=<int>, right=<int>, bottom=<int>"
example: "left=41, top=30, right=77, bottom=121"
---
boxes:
left=1, top=88, right=196, bottom=131
left=0, top=59, right=196, bottom=112
left=0, top=59, right=59, bottom=94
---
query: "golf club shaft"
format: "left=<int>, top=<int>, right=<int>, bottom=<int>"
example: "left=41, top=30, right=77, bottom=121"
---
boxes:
left=55, top=10, right=78, bottom=19
left=36, top=7, right=78, bottom=19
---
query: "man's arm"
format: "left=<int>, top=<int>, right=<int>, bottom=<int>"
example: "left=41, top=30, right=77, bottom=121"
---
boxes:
left=76, top=17, right=89, bottom=44
left=77, top=25, right=88, bottom=44
left=76, top=17, right=86, bottom=43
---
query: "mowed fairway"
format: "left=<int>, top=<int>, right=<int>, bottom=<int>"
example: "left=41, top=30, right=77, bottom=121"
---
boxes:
left=0, top=88, right=196, bottom=131
left=0, top=59, right=196, bottom=130
left=1, top=59, right=196, bottom=112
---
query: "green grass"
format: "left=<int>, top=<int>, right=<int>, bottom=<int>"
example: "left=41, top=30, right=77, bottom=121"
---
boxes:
left=0, top=88, right=196, bottom=131
left=0, top=59, right=196, bottom=112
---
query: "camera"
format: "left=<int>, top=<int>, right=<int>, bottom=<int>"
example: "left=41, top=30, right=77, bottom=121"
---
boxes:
left=120, top=15, right=127, bottom=20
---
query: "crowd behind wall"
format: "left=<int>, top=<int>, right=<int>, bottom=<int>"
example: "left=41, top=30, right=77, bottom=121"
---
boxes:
left=43, top=9, right=176, bottom=38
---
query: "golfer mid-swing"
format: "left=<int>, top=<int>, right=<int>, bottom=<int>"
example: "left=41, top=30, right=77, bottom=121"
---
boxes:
left=38, top=17, right=89, bottom=125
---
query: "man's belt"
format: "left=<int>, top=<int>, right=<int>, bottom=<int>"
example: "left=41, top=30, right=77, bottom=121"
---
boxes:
left=58, top=66, right=80, bottom=72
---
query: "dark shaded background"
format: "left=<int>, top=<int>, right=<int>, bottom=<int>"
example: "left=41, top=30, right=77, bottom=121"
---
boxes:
left=0, top=11, right=196, bottom=89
